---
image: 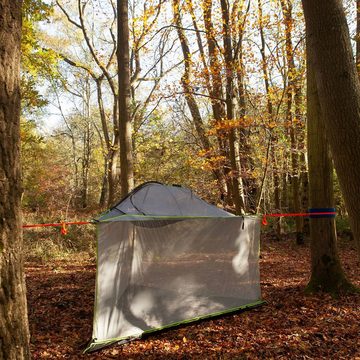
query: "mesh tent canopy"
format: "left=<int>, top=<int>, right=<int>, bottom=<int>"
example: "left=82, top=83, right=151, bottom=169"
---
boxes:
left=86, top=182, right=264, bottom=352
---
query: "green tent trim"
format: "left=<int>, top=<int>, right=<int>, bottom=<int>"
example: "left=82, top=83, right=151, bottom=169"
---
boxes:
left=84, top=299, right=265, bottom=353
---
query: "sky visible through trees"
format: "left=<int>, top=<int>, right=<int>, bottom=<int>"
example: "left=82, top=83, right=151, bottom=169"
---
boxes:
left=20, top=0, right=356, bottom=214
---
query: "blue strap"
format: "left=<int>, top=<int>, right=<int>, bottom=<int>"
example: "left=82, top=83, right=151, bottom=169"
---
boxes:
left=308, top=208, right=336, bottom=218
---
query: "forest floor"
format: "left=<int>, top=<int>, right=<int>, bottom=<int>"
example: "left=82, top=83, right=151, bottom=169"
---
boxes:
left=26, top=235, right=360, bottom=359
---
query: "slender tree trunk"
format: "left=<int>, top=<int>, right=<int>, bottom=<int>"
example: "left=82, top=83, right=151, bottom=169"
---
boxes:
left=59, top=1, right=121, bottom=202
left=272, top=150, right=282, bottom=238
left=281, top=159, right=289, bottom=211
left=301, top=0, right=360, bottom=256
left=281, top=0, right=303, bottom=243
left=95, top=78, right=111, bottom=206
left=0, top=1, right=31, bottom=358
left=300, top=151, right=309, bottom=235
left=236, top=2, right=256, bottom=212
left=258, top=0, right=281, bottom=233
left=306, top=48, right=354, bottom=293
left=80, top=77, right=91, bottom=208
left=118, top=0, right=134, bottom=197
left=99, top=159, right=108, bottom=207
left=173, top=0, right=227, bottom=202
left=202, top=0, right=230, bottom=203
left=220, top=0, right=245, bottom=214
left=80, top=122, right=91, bottom=208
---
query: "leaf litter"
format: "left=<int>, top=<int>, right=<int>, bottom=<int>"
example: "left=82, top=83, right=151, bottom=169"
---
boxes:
left=27, top=236, right=360, bottom=359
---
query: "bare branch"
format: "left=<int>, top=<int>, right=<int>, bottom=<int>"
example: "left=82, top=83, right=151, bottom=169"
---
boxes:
left=56, top=0, right=81, bottom=29
left=77, top=0, right=117, bottom=95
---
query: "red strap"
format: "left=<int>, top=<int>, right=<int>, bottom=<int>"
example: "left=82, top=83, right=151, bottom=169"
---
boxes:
left=261, top=211, right=337, bottom=226
left=22, top=221, right=91, bottom=228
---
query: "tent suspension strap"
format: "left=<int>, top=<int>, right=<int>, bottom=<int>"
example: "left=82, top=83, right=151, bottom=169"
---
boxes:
left=261, top=208, right=337, bottom=226
left=22, top=209, right=337, bottom=234
left=22, top=221, right=92, bottom=235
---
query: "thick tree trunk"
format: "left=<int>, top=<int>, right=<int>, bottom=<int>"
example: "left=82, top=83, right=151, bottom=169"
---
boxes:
left=118, top=0, right=134, bottom=197
left=306, top=39, right=354, bottom=294
left=301, top=0, right=360, bottom=256
left=0, top=1, right=31, bottom=358
left=357, top=0, right=360, bottom=76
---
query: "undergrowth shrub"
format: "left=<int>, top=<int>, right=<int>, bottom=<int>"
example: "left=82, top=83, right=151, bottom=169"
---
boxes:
left=23, top=212, right=97, bottom=261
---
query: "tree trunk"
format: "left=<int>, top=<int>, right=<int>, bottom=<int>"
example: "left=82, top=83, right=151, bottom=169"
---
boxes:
left=301, top=0, right=360, bottom=256
left=300, top=151, right=309, bottom=235
left=99, top=159, right=108, bottom=207
left=236, top=2, right=256, bottom=213
left=0, top=1, right=31, bottom=358
left=258, top=0, right=282, bottom=234
left=80, top=77, right=91, bottom=209
left=272, top=150, right=282, bottom=238
left=357, top=0, right=360, bottom=77
left=281, top=0, right=303, bottom=243
left=118, top=0, right=134, bottom=197
left=202, top=0, right=230, bottom=203
left=173, top=0, right=228, bottom=202
left=80, top=122, right=91, bottom=208
left=306, top=36, right=355, bottom=294
left=220, top=0, right=245, bottom=214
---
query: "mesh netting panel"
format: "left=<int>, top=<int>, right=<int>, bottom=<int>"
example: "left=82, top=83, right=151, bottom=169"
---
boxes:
left=88, top=217, right=261, bottom=351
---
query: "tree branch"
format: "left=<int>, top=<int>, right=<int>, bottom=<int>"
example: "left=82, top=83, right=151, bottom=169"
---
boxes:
left=56, top=0, right=81, bottom=29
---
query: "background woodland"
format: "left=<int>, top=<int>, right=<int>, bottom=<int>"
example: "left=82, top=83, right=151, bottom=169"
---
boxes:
left=21, top=0, right=326, bottom=220
left=0, top=0, right=359, bottom=358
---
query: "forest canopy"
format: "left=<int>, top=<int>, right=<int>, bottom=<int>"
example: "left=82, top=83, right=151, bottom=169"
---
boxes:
left=20, top=0, right=358, bottom=238
left=0, top=0, right=357, bottom=358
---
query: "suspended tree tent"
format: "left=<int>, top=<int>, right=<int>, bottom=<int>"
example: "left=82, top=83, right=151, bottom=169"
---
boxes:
left=85, top=182, right=264, bottom=352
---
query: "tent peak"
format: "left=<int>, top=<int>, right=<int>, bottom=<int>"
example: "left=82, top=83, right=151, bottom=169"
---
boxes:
left=97, top=182, right=233, bottom=221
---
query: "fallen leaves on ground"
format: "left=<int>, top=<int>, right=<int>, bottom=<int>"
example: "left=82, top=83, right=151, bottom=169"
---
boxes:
left=27, top=236, right=360, bottom=359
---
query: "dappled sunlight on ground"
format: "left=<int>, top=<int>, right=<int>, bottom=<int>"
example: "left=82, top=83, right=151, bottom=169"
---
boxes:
left=26, top=236, right=360, bottom=359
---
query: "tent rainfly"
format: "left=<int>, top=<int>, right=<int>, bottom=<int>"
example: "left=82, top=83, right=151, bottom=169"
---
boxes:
left=85, top=182, right=264, bottom=352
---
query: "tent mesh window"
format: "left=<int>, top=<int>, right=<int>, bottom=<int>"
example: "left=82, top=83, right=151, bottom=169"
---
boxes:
left=85, top=182, right=264, bottom=352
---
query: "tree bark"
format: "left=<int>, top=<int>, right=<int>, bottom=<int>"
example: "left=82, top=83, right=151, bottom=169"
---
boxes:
left=172, top=0, right=228, bottom=202
left=306, top=45, right=354, bottom=293
left=202, top=0, right=230, bottom=204
left=58, top=0, right=121, bottom=205
left=357, top=0, right=360, bottom=77
left=117, top=0, right=134, bottom=197
left=0, top=1, right=31, bottom=358
left=257, top=0, right=281, bottom=234
left=220, top=0, right=245, bottom=214
left=281, top=0, right=303, bottom=244
left=301, top=0, right=360, bottom=256
left=235, top=1, right=256, bottom=212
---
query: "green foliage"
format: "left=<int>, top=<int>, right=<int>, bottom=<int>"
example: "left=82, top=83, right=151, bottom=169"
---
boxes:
left=21, top=0, right=60, bottom=114
left=21, top=119, right=73, bottom=211
left=23, top=223, right=96, bottom=261
left=134, top=114, right=217, bottom=202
